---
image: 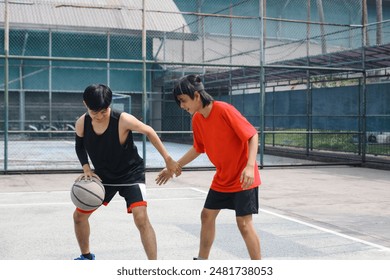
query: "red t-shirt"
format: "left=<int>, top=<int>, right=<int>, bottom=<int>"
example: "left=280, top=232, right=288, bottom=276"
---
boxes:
left=192, top=101, right=261, bottom=192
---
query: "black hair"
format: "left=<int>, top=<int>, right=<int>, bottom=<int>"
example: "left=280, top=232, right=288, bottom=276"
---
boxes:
left=83, top=84, right=112, bottom=111
left=172, top=74, right=213, bottom=108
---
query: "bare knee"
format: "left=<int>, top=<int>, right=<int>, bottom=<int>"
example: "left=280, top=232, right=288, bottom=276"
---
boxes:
left=73, top=210, right=90, bottom=224
left=236, top=216, right=253, bottom=236
left=200, top=209, right=209, bottom=223
left=200, top=208, right=219, bottom=225
left=133, top=207, right=151, bottom=230
left=200, top=209, right=210, bottom=224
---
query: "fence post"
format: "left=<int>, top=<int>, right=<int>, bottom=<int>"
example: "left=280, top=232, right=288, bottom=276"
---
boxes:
left=361, top=4, right=367, bottom=164
left=3, top=0, right=9, bottom=172
left=142, top=0, right=147, bottom=167
left=259, top=0, right=265, bottom=168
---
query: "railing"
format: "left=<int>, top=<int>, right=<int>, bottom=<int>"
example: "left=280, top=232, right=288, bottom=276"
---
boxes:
left=1, top=130, right=389, bottom=173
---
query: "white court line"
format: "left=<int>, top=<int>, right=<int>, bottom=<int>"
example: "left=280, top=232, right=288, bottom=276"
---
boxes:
left=190, top=187, right=208, bottom=194
left=0, top=197, right=202, bottom=208
left=0, top=191, right=72, bottom=195
left=0, top=202, right=74, bottom=207
left=190, top=187, right=390, bottom=253
left=5, top=187, right=390, bottom=253
left=0, top=187, right=205, bottom=208
left=259, top=208, right=390, bottom=252
left=0, top=187, right=196, bottom=196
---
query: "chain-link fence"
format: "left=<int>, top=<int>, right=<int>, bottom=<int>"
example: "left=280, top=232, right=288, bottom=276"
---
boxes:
left=1, top=0, right=390, bottom=172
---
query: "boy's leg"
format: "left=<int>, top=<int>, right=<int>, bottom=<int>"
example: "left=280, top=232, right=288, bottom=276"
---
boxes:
left=198, top=208, right=220, bottom=259
left=236, top=214, right=261, bottom=260
left=73, top=210, right=93, bottom=255
left=132, top=206, right=157, bottom=260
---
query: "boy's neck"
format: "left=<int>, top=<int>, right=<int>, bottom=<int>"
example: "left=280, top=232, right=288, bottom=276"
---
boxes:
left=199, top=101, right=213, bottom=118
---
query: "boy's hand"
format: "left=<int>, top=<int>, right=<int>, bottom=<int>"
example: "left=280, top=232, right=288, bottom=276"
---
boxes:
left=165, top=157, right=182, bottom=177
left=76, top=172, right=101, bottom=182
left=240, top=165, right=254, bottom=189
left=155, top=168, right=174, bottom=185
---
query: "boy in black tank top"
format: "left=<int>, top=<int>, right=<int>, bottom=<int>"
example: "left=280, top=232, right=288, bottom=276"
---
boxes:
left=73, top=84, right=180, bottom=260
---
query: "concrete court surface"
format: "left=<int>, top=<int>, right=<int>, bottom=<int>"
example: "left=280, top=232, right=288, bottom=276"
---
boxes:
left=0, top=165, right=390, bottom=260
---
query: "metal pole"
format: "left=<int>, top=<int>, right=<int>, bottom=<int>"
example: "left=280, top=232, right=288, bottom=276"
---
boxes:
left=306, top=0, right=312, bottom=155
left=142, top=0, right=147, bottom=166
left=199, top=1, right=205, bottom=75
left=229, top=3, right=233, bottom=105
left=107, top=32, right=111, bottom=87
left=358, top=78, right=362, bottom=156
left=4, top=0, right=10, bottom=172
left=259, top=0, right=265, bottom=168
left=316, top=0, right=327, bottom=54
left=181, top=24, right=185, bottom=77
left=49, top=29, right=52, bottom=137
left=19, top=33, right=28, bottom=131
left=361, top=7, right=367, bottom=163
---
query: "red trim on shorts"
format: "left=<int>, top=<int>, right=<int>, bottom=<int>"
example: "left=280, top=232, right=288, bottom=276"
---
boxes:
left=76, top=207, right=96, bottom=214
left=103, top=202, right=109, bottom=206
left=127, top=201, right=147, bottom=213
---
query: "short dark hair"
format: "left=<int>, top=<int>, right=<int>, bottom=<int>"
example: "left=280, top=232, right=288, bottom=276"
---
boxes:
left=172, top=74, right=213, bottom=107
left=83, top=84, right=112, bottom=111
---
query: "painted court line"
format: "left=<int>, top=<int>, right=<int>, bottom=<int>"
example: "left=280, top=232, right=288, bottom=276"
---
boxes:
left=0, top=202, right=73, bottom=207
left=259, top=208, right=390, bottom=252
left=0, top=187, right=195, bottom=196
left=0, top=197, right=202, bottom=208
left=190, top=187, right=390, bottom=253
left=3, top=187, right=389, bottom=253
left=0, top=187, right=204, bottom=208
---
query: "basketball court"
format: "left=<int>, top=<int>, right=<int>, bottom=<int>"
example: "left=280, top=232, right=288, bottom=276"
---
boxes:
left=1, top=167, right=389, bottom=260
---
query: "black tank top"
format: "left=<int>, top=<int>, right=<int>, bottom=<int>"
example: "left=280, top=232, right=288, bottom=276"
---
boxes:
left=83, top=109, right=145, bottom=185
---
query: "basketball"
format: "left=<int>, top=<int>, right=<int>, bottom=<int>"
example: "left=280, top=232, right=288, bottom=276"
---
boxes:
left=71, top=177, right=105, bottom=211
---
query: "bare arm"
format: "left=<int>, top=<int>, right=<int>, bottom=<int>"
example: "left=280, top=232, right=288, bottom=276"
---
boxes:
left=155, top=146, right=201, bottom=185
left=240, top=132, right=259, bottom=189
left=121, top=113, right=180, bottom=174
left=177, top=146, right=201, bottom=167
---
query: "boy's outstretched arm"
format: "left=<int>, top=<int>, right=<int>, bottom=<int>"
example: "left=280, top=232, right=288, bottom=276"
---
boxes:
left=155, top=147, right=200, bottom=185
left=145, top=128, right=181, bottom=174
left=122, top=113, right=181, bottom=175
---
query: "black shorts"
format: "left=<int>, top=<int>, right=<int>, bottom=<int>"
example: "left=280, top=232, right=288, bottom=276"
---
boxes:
left=204, top=187, right=259, bottom=217
left=103, top=183, right=147, bottom=213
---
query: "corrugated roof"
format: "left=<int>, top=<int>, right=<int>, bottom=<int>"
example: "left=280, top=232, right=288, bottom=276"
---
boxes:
left=201, top=43, right=390, bottom=88
left=0, top=0, right=190, bottom=35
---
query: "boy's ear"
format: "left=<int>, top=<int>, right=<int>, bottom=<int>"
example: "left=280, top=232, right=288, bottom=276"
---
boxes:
left=194, top=91, right=200, bottom=100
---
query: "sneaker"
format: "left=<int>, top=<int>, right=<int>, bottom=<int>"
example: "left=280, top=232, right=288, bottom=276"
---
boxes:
left=74, top=253, right=95, bottom=260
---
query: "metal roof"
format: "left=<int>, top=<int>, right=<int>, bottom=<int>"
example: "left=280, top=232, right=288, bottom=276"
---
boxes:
left=201, top=43, right=390, bottom=88
left=0, top=0, right=190, bottom=35
left=277, top=43, right=390, bottom=70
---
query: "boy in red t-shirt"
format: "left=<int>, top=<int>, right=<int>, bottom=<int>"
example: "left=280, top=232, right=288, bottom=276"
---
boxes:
left=156, top=74, right=261, bottom=260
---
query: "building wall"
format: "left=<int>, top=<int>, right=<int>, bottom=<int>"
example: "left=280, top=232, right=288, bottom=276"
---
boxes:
left=1, top=30, right=153, bottom=92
